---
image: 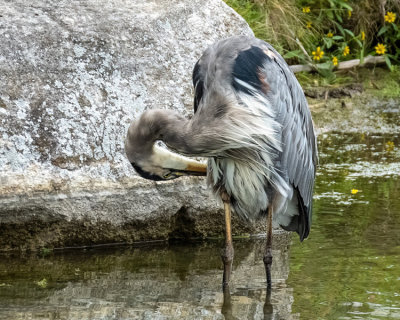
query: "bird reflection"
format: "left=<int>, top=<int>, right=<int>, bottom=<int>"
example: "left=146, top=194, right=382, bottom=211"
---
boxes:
left=263, top=288, right=274, bottom=320
left=221, top=285, right=238, bottom=320
left=221, top=285, right=274, bottom=320
left=221, top=285, right=239, bottom=320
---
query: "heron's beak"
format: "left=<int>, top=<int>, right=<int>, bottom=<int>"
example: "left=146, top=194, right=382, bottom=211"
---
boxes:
left=172, top=162, right=207, bottom=177
left=186, top=162, right=207, bottom=175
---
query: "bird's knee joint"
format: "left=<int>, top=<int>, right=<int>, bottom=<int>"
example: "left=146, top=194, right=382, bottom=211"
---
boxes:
left=221, top=191, right=230, bottom=203
left=221, top=244, right=234, bottom=263
left=263, top=250, right=273, bottom=265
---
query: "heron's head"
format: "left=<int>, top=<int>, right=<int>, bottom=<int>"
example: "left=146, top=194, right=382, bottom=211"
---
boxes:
left=125, top=113, right=207, bottom=181
left=127, top=143, right=207, bottom=181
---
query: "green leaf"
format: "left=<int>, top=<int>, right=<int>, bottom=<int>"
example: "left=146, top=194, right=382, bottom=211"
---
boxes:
left=384, top=55, right=393, bottom=71
left=377, top=25, right=389, bottom=37
left=354, top=39, right=362, bottom=48
left=388, top=54, right=400, bottom=62
left=360, top=48, right=364, bottom=64
left=317, top=61, right=332, bottom=70
left=332, top=36, right=344, bottom=40
left=283, top=50, right=302, bottom=59
left=334, top=21, right=346, bottom=37
left=324, top=38, right=333, bottom=49
left=388, top=52, right=400, bottom=61
left=340, top=3, right=353, bottom=11
left=335, top=11, right=343, bottom=23
left=344, top=29, right=355, bottom=37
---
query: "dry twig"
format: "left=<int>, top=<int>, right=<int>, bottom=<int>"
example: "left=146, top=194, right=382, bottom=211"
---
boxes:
left=289, top=55, right=386, bottom=73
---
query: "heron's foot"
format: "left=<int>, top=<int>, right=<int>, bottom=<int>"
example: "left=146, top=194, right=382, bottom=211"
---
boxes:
left=263, top=248, right=273, bottom=289
left=221, top=243, right=234, bottom=286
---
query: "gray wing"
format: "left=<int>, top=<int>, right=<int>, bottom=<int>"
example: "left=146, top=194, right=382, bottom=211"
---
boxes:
left=216, top=36, right=318, bottom=238
left=255, top=39, right=318, bottom=239
left=261, top=41, right=318, bottom=202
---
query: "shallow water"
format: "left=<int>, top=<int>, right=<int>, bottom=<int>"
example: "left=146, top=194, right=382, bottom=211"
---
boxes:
left=289, top=131, right=400, bottom=320
left=1, top=131, right=400, bottom=320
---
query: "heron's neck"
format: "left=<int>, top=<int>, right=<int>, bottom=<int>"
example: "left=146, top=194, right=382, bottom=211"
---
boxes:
left=148, top=109, right=194, bottom=155
left=157, top=109, right=212, bottom=175
left=126, top=109, right=206, bottom=172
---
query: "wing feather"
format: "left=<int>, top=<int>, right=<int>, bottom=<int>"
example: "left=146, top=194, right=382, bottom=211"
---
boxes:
left=253, top=39, right=318, bottom=239
left=192, top=60, right=204, bottom=114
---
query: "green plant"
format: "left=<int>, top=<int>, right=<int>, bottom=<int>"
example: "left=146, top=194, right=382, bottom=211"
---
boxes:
left=36, top=278, right=48, bottom=288
left=374, top=11, right=400, bottom=70
left=224, top=0, right=269, bottom=40
left=39, top=247, right=53, bottom=257
left=225, top=0, right=399, bottom=77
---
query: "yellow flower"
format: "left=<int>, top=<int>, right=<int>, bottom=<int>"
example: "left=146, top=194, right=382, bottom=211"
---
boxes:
left=343, top=46, right=350, bottom=56
left=348, top=10, right=352, bottom=18
left=302, top=7, right=311, bottom=13
left=351, top=189, right=359, bottom=194
left=385, top=11, right=396, bottom=23
left=361, top=31, right=365, bottom=41
left=306, top=21, right=312, bottom=28
left=332, top=56, right=338, bottom=66
left=375, top=43, right=386, bottom=55
left=312, top=47, right=324, bottom=61
left=327, top=32, right=333, bottom=38
left=386, top=141, right=395, bottom=152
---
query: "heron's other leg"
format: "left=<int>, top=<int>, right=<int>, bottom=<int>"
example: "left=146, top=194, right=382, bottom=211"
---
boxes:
left=221, top=192, right=234, bottom=287
left=263, top=206, right=273, bottom=289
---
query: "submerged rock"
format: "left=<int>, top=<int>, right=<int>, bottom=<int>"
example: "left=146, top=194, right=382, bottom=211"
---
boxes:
left=0, top=0, right=255, bottom=250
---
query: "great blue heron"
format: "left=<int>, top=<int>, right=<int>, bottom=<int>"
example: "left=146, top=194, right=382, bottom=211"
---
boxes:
left=125, top=35, right=318, bottom=288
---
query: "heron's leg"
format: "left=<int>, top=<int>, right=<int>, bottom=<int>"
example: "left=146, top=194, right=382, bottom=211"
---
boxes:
left=263, top=206, right=273, bottom=289
left=221, top=192, right=234, bottom=287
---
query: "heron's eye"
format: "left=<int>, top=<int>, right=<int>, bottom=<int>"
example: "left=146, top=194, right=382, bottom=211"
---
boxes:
left=163, top=172, right=172, bottom=179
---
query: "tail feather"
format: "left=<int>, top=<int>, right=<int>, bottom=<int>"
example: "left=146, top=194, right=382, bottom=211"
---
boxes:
left=280, top=188, right=311, bottom=241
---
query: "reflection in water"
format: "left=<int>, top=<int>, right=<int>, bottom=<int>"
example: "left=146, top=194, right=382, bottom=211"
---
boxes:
left=288, top=132, right=400, bottom=319
left=221, top=286, right=274, bottom=320
left=263, top=289, right=273, bottom=320
left=1, top=132, right=400, bottom=319
left=0, top=235, right=295, bottom=320
left=221, top=285, right=236, bottom=320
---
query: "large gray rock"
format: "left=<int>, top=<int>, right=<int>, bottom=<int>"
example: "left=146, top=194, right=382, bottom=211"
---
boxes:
left=0, top=0, right=256, bottom=250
